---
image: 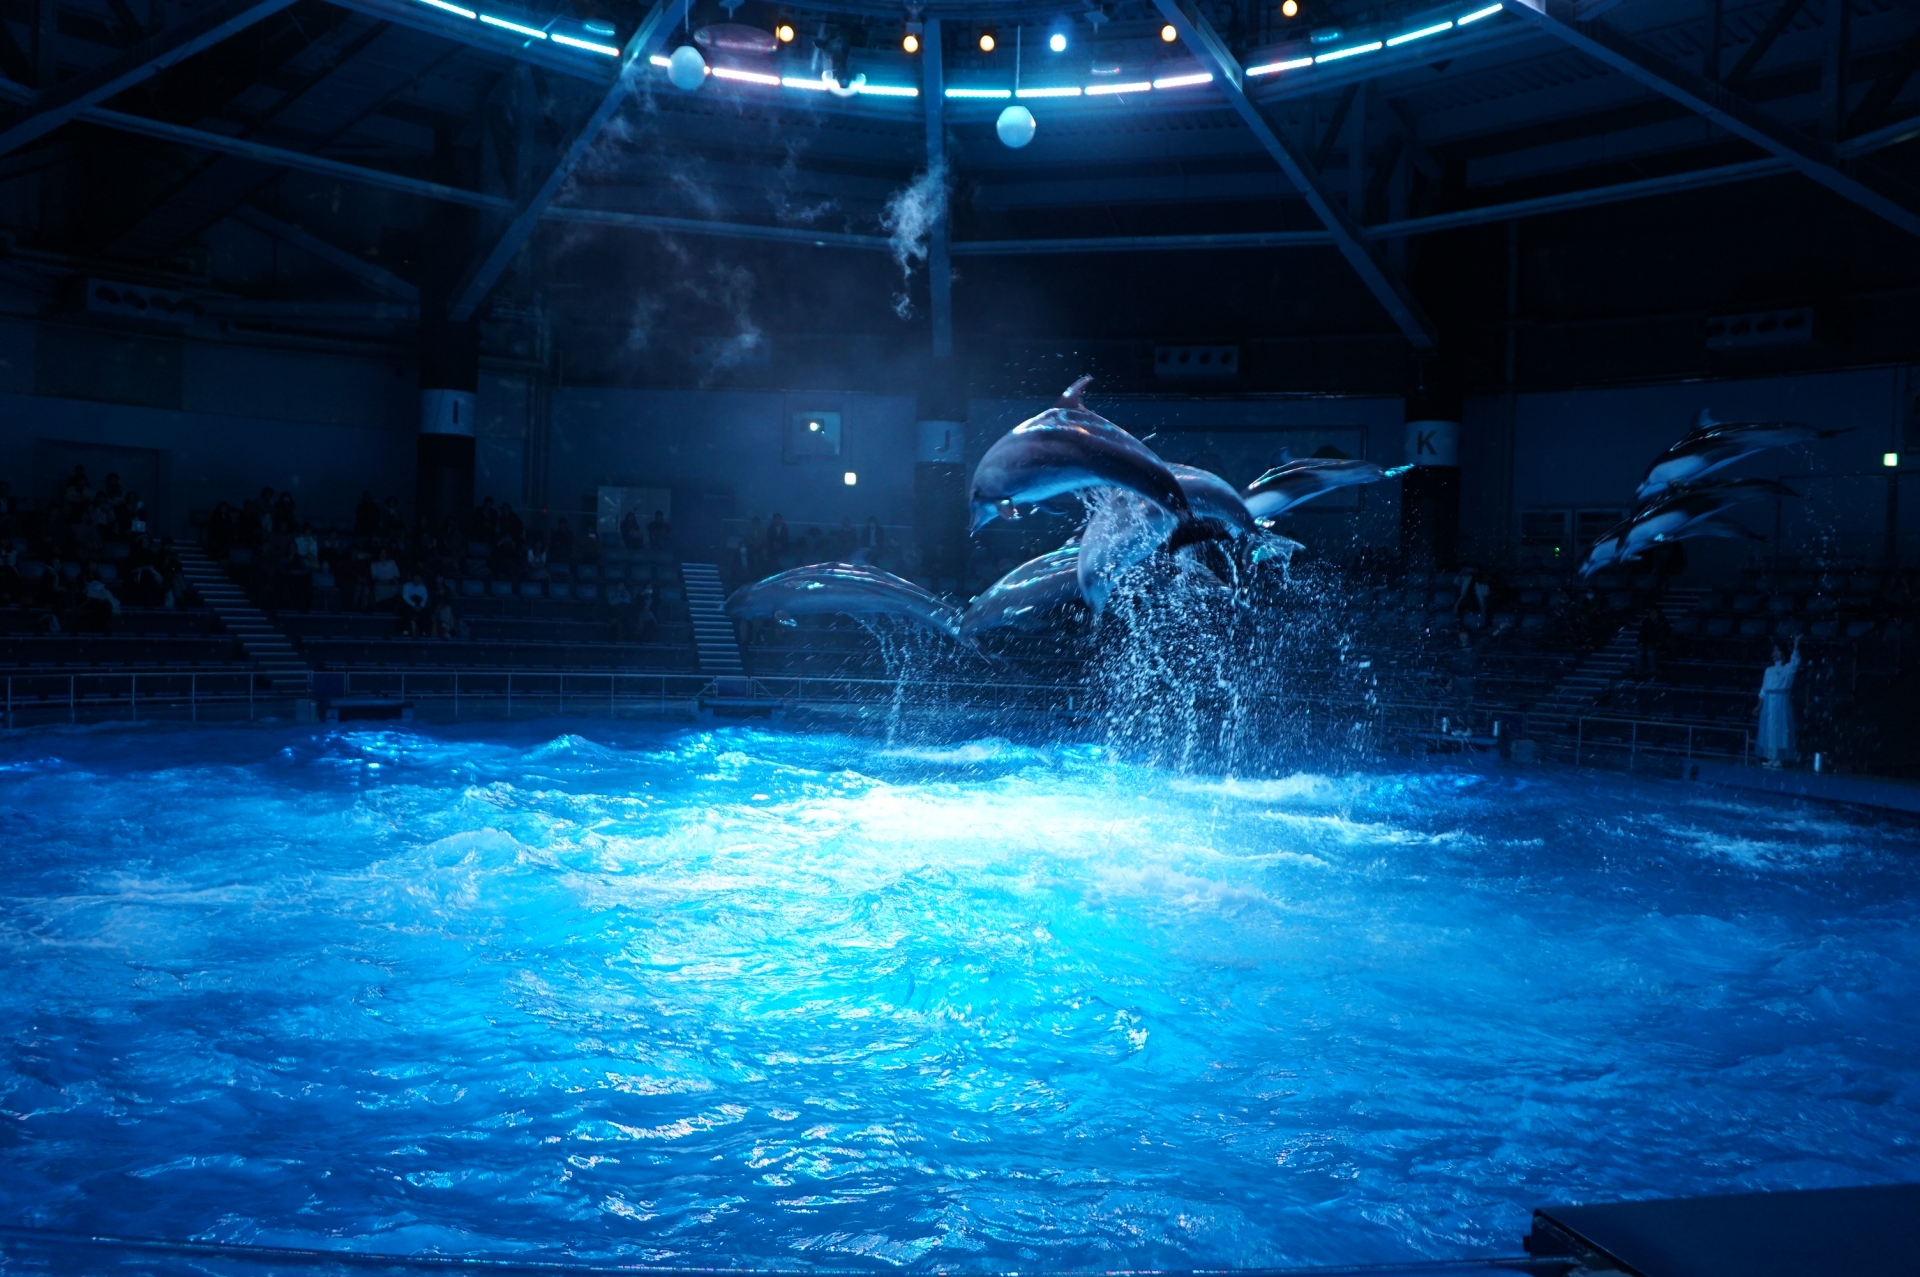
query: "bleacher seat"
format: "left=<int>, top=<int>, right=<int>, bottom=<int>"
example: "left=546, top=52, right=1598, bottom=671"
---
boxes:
left=575, top=583, right=598, bottom=600
left=518, top=581, right=543, bottom=599
left=601, top=563, right=625, bottom=581
left=549, top=583, right=571, bottom=599
left=1738, top=618, right=1768, bottom=636
left=488, top=580, right=512, bottom=598
left=461, top=579, right=486, bottom=598
left=575, top=564, right=598, bottom=581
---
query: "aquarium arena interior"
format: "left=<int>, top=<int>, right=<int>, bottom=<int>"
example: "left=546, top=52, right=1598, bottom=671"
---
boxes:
left=3, top=1, right=1920, bottom=1275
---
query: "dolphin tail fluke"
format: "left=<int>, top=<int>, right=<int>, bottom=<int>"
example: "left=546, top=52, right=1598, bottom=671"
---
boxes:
left=1057, top=375, right=1094, bottom=410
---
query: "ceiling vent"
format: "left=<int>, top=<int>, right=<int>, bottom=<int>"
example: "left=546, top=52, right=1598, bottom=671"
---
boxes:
left=85, top=278, right=205, bottom=326
left=1703, top=307, right=1812, bottom=351
left=1154, top=344, right=1238, bottom=379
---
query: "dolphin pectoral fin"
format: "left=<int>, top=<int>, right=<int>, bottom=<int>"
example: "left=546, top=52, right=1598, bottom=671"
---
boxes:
left=1383, top=465, right=1414, bottom=479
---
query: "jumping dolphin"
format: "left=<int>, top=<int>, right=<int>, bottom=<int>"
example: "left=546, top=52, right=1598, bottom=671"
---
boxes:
left=725, top=562, right=964, bottom=640
left=1635, top=411, right=1844, bottom=500
left=1167, top=463, right=1258, bottom=537
left=969, top=377, right=1191, bottom=533
left=1580, top=478, right=1794, bottom=576
left=1244, top=458, right=1412, bottom=521
left=959, top=545, right=1086, bottom=637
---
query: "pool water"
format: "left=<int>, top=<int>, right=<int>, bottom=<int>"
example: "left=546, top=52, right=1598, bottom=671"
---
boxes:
left=1, top=723, right=1916, bottom=1270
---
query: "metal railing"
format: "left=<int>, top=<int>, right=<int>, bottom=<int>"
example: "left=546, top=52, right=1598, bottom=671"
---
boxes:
left=1574, top=713, right=1751, bottom=771
left=4, top=669, right=266, bottom=726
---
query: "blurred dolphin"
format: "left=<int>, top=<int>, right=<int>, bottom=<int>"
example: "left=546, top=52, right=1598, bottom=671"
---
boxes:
left=1580, top=478, right=1792, bottom=576
left=1635, top=411, right=1844, bottom=500
left=960, top=545, right=1085, bottom=637
left=725, top=562, right=963, bottom=640
left=969, top=377, right=1191, bottom=533
left=1244, top=458, right=1411, bottom=521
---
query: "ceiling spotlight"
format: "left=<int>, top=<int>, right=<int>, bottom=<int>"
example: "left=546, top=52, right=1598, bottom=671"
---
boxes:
left=1048, top=31, right=1067, bottom=52
left=775, top=20, right=794, bottom=41
left=902, top=31, right=920, bottom=52
left=979, top=30, right=996, bottom=52
left=1159, top=23, right=1177, bottom=42
left=1281, top=0, right=1298, bottom=17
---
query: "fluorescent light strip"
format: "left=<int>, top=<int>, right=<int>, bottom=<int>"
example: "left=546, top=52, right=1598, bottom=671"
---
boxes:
left=1152, top=72, right=1213, bottom=89
left=1457, top=4, right=1502, bottom=22
left=1315, top=40, right=1381, bottom=63
left=551, top=32, right=619, bottom=55
left=946, top=86, right=1012, bottom=98
left=479, top=13, right=546, bottom=38
left=712, top=66, right=780, bottom=85
left=856, top=83, right=919, bottom=97
left=416, top=0, right=476, bottom=17
left=1245, top=56, right=1313, bottom=76
left=650, top=53, right=671, bottom=66
left=1084, top=80, right=1152, bottom=95
left=1016, top=85, right=1082, bottom=98
left=1386, top=20, right=1452, bottom=46
left=782, top=76, right=831, bottom=90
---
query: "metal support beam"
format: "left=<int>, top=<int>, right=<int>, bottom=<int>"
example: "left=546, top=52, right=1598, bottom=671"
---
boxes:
left=234, top=205, right=419, bottom=301
left=1724, top=0, right=1808, bottom=88
left=1501, top=0, right=1920, bottom=239
left=1848, top=21, right=1920, bottom=137
left=1347, top=80, right=1368, bottom=214
left=1819, top=0, right=1850, bottom=141
left=0, top=0, right=301, bottom=157
left=1310, top=83, right=1359, bottom=173
left=1150, top=0, right=1436, bottom=351
left=33, top=0, right=57, bottom=86
left=447, top=0, right=673, bottom=323
left=1705, top=0, right=1723, bottom=82
left=923, top=18, right=952, bottom=358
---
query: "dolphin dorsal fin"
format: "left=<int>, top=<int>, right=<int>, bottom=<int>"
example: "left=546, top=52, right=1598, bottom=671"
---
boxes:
left=1057, top=375, right=1094, bottom=410
left=1690, top=408, right=1718, bottom=433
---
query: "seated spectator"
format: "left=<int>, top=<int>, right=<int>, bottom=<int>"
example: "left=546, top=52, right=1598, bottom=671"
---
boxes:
left=79, top=572, right=120, bottom=634
left=272, top=490, right=297, bottom=534
left=381, top=496, right=405, bottom=539
left=501, top=503, right=525, bottom=545
left=431, top=586, right=458, bottom=639
left=605, top=578, right=634, bottom=638
left=549, top=517, right=575, bottom=563
left=858, top=516, right=884, bottom=562
left=620, top=510, right=644, bottom=550
left=633, top=584, right=657, bottom=641
left=768, top=512, right=790, bottom=555
left=400, top=574, right=431, bottom=636
left=293, top=524, right=320, bottom=572
left=647, top=509, right=671, bottom=550
left=124, top=562, right=169, bottom=609
left=525, top=534, right=549, bottom=580
left=369, top=545, right=401, bottom=607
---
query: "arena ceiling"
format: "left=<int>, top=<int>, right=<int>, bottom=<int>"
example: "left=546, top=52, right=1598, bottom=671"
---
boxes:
left=3, top=0, right=1919, bottom=387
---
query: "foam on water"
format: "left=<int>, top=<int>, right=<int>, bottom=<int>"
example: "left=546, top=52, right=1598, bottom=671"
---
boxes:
left=1, top=721, right=1917, bottom=1270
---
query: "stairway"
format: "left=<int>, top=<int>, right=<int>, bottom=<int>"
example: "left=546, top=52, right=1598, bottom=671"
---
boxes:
left=1529, top=622, right=1639, bottom=736
left=678, top=563, right=744, bottom=675
left=176, top=543, right=311, bottom=693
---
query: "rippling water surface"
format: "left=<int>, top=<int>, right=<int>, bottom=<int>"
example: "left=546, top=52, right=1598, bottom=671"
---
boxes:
left=1, top=722, right=1917, bottom=1269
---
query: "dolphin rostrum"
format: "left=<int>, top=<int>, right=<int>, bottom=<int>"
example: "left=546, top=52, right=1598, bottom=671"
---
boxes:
left=1580, top=478, right=1794, bottom=576
left=725, top=562, right=964, bottom=640
left=969, top=377, right=1191, bottom=533
left=959, top=545, right=1086, bottom=638
left=1635, top=411, right=1844, bottom=500
left=1243, top=458, right=1412, bottom=521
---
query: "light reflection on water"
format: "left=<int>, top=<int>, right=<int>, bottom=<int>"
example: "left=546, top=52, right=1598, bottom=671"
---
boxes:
left=0, top=722, right=1916, bottom=1270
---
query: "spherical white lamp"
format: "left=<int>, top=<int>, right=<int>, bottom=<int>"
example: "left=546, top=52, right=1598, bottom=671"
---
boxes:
left=667, top=44, right=707, bottom=91
left=996, top=104, right=1036, bottom=148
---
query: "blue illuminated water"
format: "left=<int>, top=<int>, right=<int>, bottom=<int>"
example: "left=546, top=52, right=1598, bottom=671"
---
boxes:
left=1, top=722, right=1917, bottom=1270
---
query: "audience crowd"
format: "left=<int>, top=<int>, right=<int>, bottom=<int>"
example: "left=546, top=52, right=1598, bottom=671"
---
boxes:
left=0, top=469, right=190, bottom=631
